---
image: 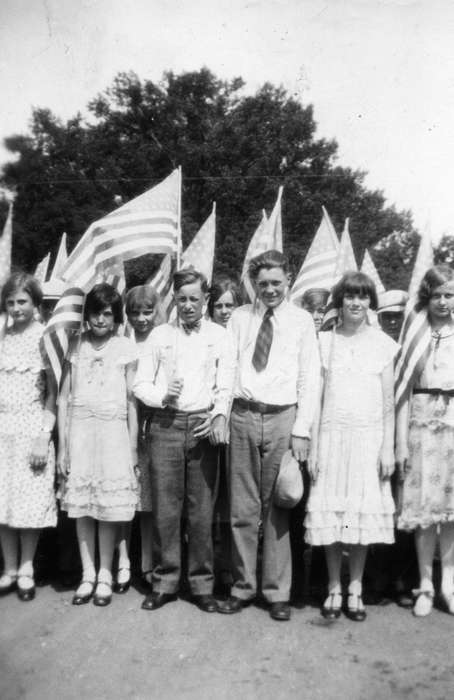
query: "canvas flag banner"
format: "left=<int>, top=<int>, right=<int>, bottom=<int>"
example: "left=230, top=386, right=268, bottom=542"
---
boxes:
left=290, top=206, right=339, bottom=303
left=181, top=203, right=216, bottom=284
left=147, top=253, right=175, bottom=319
left=241, top=210, right=268, bottom=302
left=61, top=169, right=181, bottom=292
left=321, top=218, right=358, bottom=330
left=41, top=286, right=85, bottom=389
left=34, top=252, right=51, bottom=283
left=96, top=261, right=126, bottom=296
left=361, top=248, right=385, bottom=294
left=0, top=202, right=13, bottom=288
left=408, top=229, right=434, bottom=299
left=51, top=232, right=68, bottom=279
left=394, top=229, right=434, bottom=411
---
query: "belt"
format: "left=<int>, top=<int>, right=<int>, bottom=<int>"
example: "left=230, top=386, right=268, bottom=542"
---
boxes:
left=233, top=398, right=296, bottom=414
left=413, top=388, right=454, bottom=398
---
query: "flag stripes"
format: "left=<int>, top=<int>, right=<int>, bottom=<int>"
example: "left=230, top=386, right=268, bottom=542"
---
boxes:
left=41, top=288, right=85, bottom=388
left=394, top=300, right=431, bottom=411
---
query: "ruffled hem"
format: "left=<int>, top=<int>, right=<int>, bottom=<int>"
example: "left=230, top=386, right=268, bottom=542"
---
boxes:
left=398, top=511, right=454, bottom=531
left=0, top=362, right=42, bottom=374
left=304, top=511, right=395, bottom=545
left=61, top=503, right=136, bottom=522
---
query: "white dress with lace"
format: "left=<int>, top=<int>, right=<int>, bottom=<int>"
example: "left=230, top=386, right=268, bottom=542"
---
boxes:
left=305, top=327, right=397, bottom=546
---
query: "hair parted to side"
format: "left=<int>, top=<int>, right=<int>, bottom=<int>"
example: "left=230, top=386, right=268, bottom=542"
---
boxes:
left=0, top=272, right=43, bottom=312
left=302, top=288, right=330, bottom=311
left=172, top=268, right=209, bottom=294
left=417, top=264, right=454, bottom=308
left=248, top=250, right=289, bottom=281
left=125, top=285, right=165, bottom=326
left=84, top=283, right=124, bottom=324
left=331, top=271, right=378, bottom=311
left=207, top=276, right=243, bottom=318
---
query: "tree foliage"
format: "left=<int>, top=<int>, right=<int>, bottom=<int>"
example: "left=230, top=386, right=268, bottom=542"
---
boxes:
left=1, top=68, right=418, bottom=287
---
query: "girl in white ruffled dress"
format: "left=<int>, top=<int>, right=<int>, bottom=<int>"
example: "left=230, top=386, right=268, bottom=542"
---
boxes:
left=305, top=272, right=398, bottom=621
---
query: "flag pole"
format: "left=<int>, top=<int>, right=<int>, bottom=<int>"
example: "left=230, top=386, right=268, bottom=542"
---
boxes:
left=176, top=165, right=182, bottom=270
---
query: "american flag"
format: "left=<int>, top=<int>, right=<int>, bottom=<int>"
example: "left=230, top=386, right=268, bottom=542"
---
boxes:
left=394, top=230, right=434, bottom=411
left=50, top=232, right=68, bottom=280
left=96, top=261, right=126, bottom=296
left=147, top=253, right=175, bottom=319
left=41, top=287, right=85, bottom=389
left=321, top=218, right=357, bottom=329
left=361, top=248, right=385, bottom=294
left=241, top=186, right=284, bottom=302
left=181, top=203, right=216, bottom=284
left=61, top=168, right=181, bottom=292
left=34, top=252, right=51, bottom=283
left=0, top=202, right=13, bottom=287
left=290, top=206, right=339, bottom=303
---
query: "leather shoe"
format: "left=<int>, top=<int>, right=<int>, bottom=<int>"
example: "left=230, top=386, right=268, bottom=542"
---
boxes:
left=0, top=574, right=17, bottom=596
left=72, top=581, right=96, bottom=606
left=141, top=591, right=176, bottom=611
left=113, top=568, right=131, bottom=594
left=93, top=580, right=112, bottom=607
left=321, top=592, right=342, bottom=620
left=217, top=596, right=250, bottom=614
left=17, top=575, right=36, bottom=602
left=270, top=602, right=291, bottom=621
left=192, top=594, right=218, bottom=613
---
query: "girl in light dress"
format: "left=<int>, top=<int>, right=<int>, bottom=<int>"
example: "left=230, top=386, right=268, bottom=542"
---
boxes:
left=115, top=285, right=165, bottom=592
left=58, top=283, right=138, bottom=607
left=396, top=265, right=454, bottom=617
left=305, top=272, right=398, bottom=622
left=0, top=273, right=57, bottom=602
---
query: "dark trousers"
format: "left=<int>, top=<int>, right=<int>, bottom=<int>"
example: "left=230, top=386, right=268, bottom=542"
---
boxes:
left=146, top=409, right=219, bottom=596
left=229, top=404, right=295, bottom=603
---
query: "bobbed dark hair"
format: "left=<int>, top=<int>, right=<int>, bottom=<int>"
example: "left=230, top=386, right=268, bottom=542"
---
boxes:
left=84, top=283, right=124, bottom=324
left=248, top=250, right=289, bottom=281
left=125, top=285, right=165, bottom=327
left=173, top=268, right=209, bottom=294
left=0, top=272, right=42, bottom=312
left=207, top=276, right=243, bottom=318
left=331, top=271, right=378, bottom=311
left=417, top=264, right=454, bottom=308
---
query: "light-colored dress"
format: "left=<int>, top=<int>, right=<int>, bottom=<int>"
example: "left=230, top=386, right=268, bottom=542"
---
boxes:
left=305, top=327, right=397, bottom=546
left=398, top=331, right=454, bottom=530
left=61, top=334, right=138, bottom=522
left=0, top=321, right=56, bottom=529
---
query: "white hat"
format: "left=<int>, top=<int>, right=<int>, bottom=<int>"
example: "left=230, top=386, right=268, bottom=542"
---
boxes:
left=274, top=450, right=304, bottom=509
left=377, top=289, right=408, bottom=314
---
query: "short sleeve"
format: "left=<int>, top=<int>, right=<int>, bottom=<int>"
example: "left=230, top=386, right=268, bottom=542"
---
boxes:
left=376, top=330, right=399, bottom=370
left=318, top=331, right=334, bottom=371
left=115, top=336, right=138, bottom=367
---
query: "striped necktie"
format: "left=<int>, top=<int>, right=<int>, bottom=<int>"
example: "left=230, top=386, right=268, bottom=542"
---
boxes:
left=252, top=308, right=274, bottom=372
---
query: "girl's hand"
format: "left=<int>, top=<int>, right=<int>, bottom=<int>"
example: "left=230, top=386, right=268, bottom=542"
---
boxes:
left=395, top=442, right=409, bottom=482
left=209, top=415, right=226, bottom=445
left=131, top=446, right=139, bottom=471
left=56, top=445, right=69, bottom=479
left=306, top=452, right=319, bottom=483
left=379, top=452, right=395, bottom=480
left=30, top=434, right=50, bottom=471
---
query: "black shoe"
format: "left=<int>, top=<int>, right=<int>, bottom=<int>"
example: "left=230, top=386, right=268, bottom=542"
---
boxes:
left=345, top=593, right=367, bottom=622
left=93, top=580, right=112, bottom=607
left=72, top=580, right=96, bottom=606
left=217, top=596, right=250, bottom=614
left=321, top=592, right=342, bottom=620
left=396, top=591, right=414, bottom=609
left=270, top=602, right=291, bottom=621
left=0, top=575, right=17, bottom=596
left=141, top=591, right=176, bottom=611
left=192, top=594, right=218, bottom=613
left=113, top=568, right=131, bottom=594
left=17, top=576, right=35, bottom=602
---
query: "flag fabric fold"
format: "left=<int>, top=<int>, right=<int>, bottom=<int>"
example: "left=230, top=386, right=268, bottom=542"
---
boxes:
left=41, top=287, right=85, bottom=389
left=61, top=169, right=181, bottom=292
left=181, top=203, right=216, bottom=284
left=361, top=248, right=385, bottom=294
left=0, top=202, right=13, bottom=287
left=34, top=253, right=51, bottom=284
left=51, top=232, right=68, bottom=280
left=290, top=206, right=339, bottom=303
left=322, top=218, right=357, bottom=329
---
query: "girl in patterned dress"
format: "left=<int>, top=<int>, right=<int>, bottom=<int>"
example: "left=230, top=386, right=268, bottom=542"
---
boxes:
left=396, top=265, right=454, bottom=616
left=114, top=285, right=164, bottom=593
left=58, top=284, right=138, bottom=607
left=0, top=273, right=57, bottom=601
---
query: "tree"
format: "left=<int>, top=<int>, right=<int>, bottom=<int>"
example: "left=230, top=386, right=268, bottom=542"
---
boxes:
left=1, top=68, right=417, bottom=287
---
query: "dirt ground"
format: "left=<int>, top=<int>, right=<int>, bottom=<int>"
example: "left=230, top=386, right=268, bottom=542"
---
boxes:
left=0, top=582, right=453, bottom=700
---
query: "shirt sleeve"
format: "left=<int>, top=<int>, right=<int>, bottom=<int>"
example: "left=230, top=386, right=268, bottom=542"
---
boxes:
left=212, top=312, right=240, bottom=418
left=133, top=333, right=167, bottom=407
left=292, top=312, right=321, bottom=438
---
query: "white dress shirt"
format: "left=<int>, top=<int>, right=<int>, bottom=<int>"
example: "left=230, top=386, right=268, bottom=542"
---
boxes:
left=133, top=318, right=227, bottom=414
left=216, top=299, right=320, bottom=438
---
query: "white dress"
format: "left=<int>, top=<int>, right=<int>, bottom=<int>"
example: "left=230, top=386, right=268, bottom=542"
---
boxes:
left=305, top=327, right=397, bottom=546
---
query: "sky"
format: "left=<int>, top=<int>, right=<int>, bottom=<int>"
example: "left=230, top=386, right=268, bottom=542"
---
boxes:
left=1, top=0, right=454, bottom=243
